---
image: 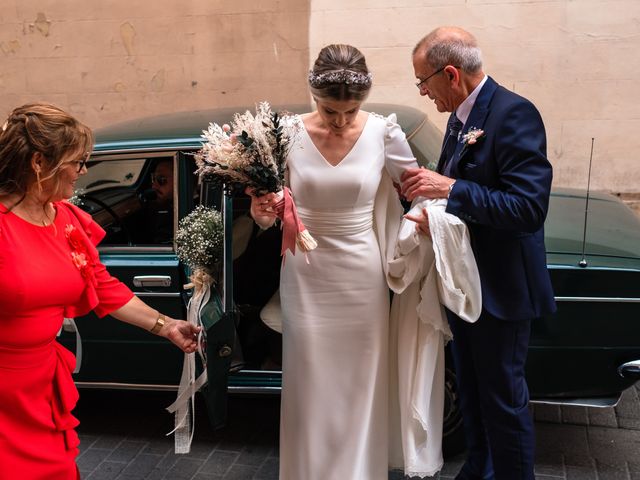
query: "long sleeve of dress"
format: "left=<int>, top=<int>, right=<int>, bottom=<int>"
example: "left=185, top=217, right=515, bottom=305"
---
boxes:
left=379, top=115, right=452, bottom=478
left=383, top=113, right=420, bottom=182
left=59, top=202, right=134, bottom=319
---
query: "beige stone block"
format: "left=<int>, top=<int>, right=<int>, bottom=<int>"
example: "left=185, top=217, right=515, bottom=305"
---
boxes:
left=181, top=48, right=309, bottom=91
left=0, top=93, right=72, bottom=118
left=0, top=58, right=27, bottom=92
left=188, top=11, right=310, bottom=55
left=362, top=47, right=416, bottom=90
left=471, top=9, right=567, bottom=57
left=21, top=56, right=129, bottom=94
left=368, top=84, right=424, bottom=113
left=0, top=19, right=24, bottom=38
left=186, top=0, right=309, bottom=16
left=468, top=0, right=560, bottom=3
left=9, top=5, right=308, bottom=56
left=28, top=18, right=201, bottom=59
left=93, top=19, right=194, bottom=58
left=16, top=20, right=133, bottom=59
left=0, top=23, right=30, bottom=57
left=59, top=75, right=310, bottom=131
left=551, top=119, right=640, bottom=192
left=514, top=78, right=637, bottom=123
left=23, top=57, right=83, bottom=93
left=519, top=39, right=640, bottom=85
left=312, top=0, right=463, bottom=10
left=0, top=17, right=122, bottom=60
left=15, top=1, right=192, bottom=22
left=565, top=0, right=640, bottom=37
left=310, top=8, right=430, bottom=49
left=0, top=2, right=20, bottom=23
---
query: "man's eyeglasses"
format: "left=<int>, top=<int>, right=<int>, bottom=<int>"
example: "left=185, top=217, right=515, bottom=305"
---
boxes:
left=151, top=173, right=169, bottom=186
left=415, top=65, right=461, bottom=90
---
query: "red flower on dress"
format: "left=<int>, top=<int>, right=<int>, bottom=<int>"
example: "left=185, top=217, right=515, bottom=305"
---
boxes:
left=65, top=224, right=96, bottom=286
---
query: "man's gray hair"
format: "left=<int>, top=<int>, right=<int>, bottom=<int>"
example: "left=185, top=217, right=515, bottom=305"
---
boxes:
left=414, top=28, right=483, bottom=74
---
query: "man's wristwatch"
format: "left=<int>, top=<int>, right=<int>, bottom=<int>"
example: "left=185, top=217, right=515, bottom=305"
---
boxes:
left=447, top=181, right=456, bottom=199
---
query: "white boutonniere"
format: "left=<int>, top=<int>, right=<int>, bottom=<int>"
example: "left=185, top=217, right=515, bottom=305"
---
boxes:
left=459, top=127, right=485, bottom=157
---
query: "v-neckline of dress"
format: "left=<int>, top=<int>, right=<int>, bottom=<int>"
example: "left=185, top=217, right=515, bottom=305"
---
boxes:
left=301, top=113, right=371, bottom=168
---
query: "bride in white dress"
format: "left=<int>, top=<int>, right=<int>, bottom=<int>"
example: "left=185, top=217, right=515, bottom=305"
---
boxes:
left=248, top=44, right=438, bottom=480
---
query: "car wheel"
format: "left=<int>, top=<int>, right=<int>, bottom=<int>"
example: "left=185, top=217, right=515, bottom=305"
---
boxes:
left=442, top=358, right=465, bottom=457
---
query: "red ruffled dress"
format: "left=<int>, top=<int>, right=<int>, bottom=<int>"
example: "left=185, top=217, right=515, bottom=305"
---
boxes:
left=0, top=201, right=133, bottom=480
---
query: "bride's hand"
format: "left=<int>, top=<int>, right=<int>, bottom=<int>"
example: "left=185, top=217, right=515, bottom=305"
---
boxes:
left=404, top=207, right=431, bottom=238
left=245, top=187, right=280, bottom=218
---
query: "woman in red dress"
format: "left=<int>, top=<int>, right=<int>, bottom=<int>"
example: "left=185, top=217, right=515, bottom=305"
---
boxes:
left=0, top=103, right=200, bottom=479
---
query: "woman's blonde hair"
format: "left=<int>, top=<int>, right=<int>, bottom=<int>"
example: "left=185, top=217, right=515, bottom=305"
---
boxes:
left=0, top=102, right=93, bottom=204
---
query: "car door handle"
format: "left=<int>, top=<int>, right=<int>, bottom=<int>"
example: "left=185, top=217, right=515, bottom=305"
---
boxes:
left=618, top=360, right=640, bottom=379
left=133, top=275, right=172, bottom=287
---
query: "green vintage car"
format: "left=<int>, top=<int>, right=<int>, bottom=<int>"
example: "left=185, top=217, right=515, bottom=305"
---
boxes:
left=58, top=104, right=640, bottom=453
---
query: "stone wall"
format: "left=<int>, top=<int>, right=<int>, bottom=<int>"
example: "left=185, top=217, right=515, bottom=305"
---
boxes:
left=0, top=1, right=311, bottom=128
left=309, top=0, right=640, bottom=194
left=1, top=0, right=638, bottom=194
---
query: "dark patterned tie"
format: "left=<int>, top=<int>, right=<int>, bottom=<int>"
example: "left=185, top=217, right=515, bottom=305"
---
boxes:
left=442, top=115, right=463, bottom=176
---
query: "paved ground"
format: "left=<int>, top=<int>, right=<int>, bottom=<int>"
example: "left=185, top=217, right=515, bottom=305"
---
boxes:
left=74, top=383, right=640, bottom=480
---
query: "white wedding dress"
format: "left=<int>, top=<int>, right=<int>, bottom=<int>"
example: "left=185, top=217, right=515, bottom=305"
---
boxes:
left=278, top=113, right=416, bottom=480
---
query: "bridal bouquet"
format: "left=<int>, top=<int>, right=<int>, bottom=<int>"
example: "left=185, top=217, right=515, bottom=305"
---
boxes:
left=195, top=101, right=317, bottom=256
left=169, top=205, right=224, bottom=453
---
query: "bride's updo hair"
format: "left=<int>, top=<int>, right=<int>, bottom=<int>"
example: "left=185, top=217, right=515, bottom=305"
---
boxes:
left=308, top=44, right=372, bottom=102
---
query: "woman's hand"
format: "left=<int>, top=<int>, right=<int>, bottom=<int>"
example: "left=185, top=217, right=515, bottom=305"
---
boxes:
left=245, top=187, right=280, bottom=218
left=160, top=318, right=201, bottom=354
left=404, top=207, right=431, bottom=237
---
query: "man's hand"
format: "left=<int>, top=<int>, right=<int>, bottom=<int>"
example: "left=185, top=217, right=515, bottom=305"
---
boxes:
left=400, top=167, right=454, bottom=201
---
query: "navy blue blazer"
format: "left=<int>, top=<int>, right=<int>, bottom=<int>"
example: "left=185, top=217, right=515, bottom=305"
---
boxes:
left=444, top=76, right=556, bottom=321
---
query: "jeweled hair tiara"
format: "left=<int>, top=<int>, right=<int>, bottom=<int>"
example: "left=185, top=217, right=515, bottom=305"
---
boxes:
left=308, top=69, right=373, bottom=88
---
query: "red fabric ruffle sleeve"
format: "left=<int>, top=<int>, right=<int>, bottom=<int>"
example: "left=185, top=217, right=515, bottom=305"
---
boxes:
left=57, top=201, right=134, bottom=318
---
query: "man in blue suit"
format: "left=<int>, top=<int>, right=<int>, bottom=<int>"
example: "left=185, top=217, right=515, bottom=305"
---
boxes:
left=401, top=27, right=556, bottom=480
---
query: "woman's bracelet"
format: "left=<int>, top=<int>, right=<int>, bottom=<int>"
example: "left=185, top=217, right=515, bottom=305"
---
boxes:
left=150, top=313, right=166, bottom=334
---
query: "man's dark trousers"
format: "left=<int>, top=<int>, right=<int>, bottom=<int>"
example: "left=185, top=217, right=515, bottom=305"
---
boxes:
left=448, top=309, right=535, bottom=480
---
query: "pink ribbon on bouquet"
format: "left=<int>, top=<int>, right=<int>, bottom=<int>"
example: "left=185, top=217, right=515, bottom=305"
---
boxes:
left=273, top=187, right=316, bottom=257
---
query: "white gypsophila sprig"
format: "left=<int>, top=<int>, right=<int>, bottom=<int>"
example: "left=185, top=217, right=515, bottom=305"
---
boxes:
left=68, top=188, right=86, bottom=206
left=175, top=205, right=224, bottom=272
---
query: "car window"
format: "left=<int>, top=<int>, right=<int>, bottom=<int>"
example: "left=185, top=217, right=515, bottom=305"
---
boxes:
left=75, top=159, right=145, bottom=194
left=73, top=155, right=177, bottom=248
left=406, top=119, right=442, bottom=171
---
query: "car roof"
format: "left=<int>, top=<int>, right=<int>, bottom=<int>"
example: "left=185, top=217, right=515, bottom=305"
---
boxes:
left=92, top=104, right=640, bottom=261
left=547, top=188, right=640, bottom=259
left=93, top=103, right=429, bottom=152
